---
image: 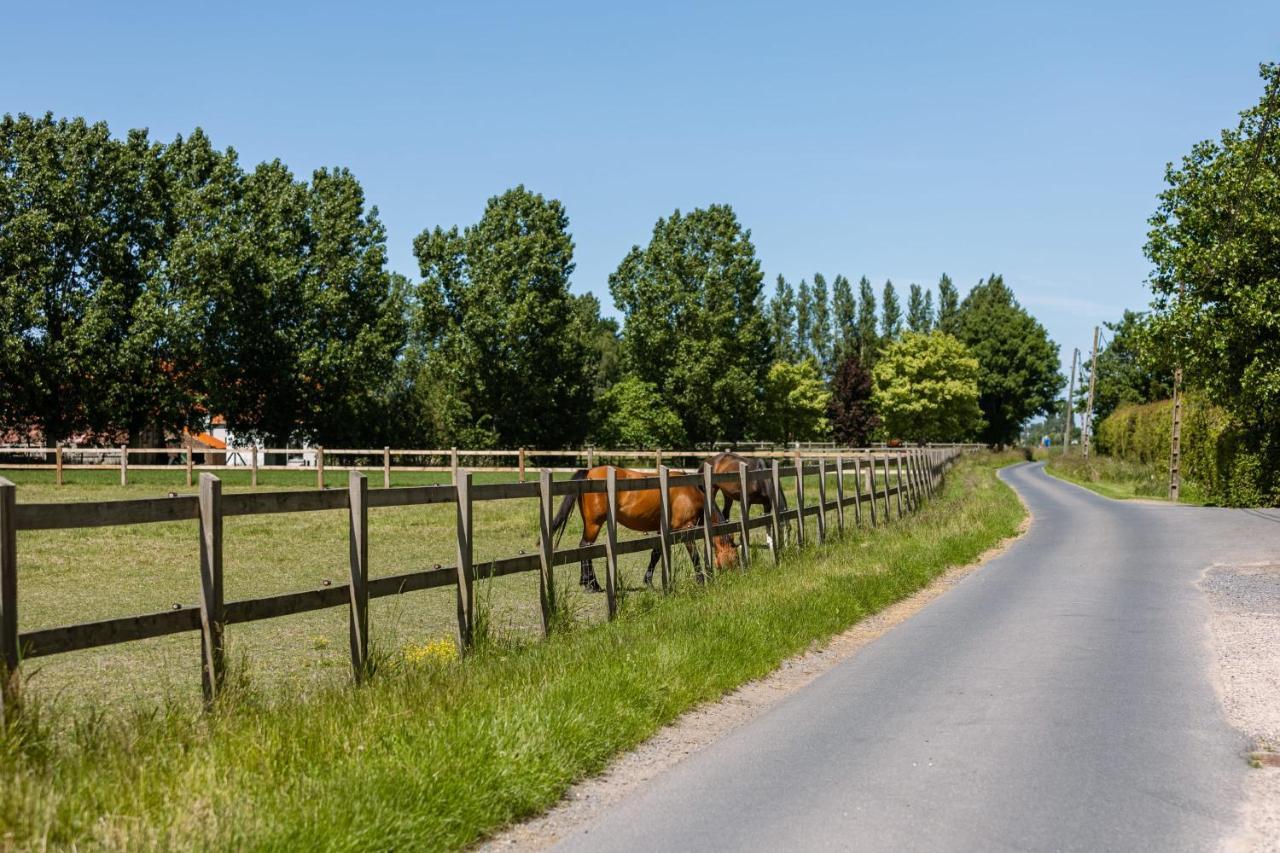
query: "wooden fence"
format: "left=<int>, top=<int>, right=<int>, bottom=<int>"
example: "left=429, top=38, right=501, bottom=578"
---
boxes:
left=0, top=447, right=964, bottom=718
left=0, top=443, right=983, bottom=488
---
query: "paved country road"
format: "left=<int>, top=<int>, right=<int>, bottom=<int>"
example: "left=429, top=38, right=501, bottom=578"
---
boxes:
left=554, top=462, right=1280, bottom=852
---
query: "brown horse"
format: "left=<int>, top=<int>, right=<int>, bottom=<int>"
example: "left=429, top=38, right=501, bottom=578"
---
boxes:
left=708, top=452, right=789, bottom=547
left=548, top=466, right=739, bottom=591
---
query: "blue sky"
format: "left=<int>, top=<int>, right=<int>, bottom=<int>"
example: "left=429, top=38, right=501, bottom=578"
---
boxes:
left=4, top=1, right=1276, bottom=375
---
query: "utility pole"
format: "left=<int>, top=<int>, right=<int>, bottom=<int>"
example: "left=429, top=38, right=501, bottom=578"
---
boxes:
left=1169, top=281, right=1184, bottom=501
left=1083, top=327, right=1099, bottom=459
left=1062, top=348, right=1078, bottom=453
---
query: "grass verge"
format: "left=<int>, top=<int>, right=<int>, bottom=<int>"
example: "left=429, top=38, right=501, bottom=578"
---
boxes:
left=0, top=452, right=1024, bottom=851
left=1042, top=450, right=1208, bottom=504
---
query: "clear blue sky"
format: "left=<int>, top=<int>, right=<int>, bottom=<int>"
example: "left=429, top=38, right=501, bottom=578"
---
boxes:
left=5, top=1, right=1277, bottom=377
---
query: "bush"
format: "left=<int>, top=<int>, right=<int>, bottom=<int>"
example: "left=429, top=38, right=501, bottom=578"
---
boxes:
left=1095, top=394, right=1277, bottom=506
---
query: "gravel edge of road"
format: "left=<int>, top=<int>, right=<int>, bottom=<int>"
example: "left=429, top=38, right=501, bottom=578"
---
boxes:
left=479, top=479, right=1034, bottom=851
left=1204, top=561, right=1280, bottom=853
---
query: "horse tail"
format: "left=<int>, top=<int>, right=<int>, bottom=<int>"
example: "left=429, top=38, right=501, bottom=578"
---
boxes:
left=550, top=468, right=589, bottom=547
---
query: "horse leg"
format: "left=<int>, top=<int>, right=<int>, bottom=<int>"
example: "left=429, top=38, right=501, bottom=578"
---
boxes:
left=644, top=547, right=661, bottom=587
left=578, top=513, right=604, bottom=592
left=721, top=492, right=734, bottom=520
left=684, top=540, right=705, bottom=584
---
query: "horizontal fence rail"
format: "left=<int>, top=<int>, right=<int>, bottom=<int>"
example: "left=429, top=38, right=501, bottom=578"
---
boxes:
left=0, top=447, right=967, bottom=716
left=0, top=443, right=984, bottom=488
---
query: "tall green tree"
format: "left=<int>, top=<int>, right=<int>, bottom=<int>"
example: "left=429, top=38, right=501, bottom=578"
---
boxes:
left=610, top=204, right=770, bottom=444
left=810, top=272, right=832, bottom=373
left=413, top=186, right=594, bottom=448
left=831, top=274, right=856, bottom=360
left=1146, top=62, right=1280, bottom=473
left=795, top=277, right=813, bottom=360
left=953, top=274, right=1062, bottom=445
left=759, top=359, right=831, bottom=444
left=1073, top=311, right=1172, bottom=425
left=880, top=279, right=902, bottom=341
left=872, top=331, right=982, bottom=443
left=575, top=293, right=622, bottom=397
left=768, top=274, right=799, bottom=362
left=936, top=273, right=959, bottom=333
left=856, top=276, right=879, bottom=363
left=591, top=375, right=686, bottom=448
left=906, top=283, right=933, bottom=332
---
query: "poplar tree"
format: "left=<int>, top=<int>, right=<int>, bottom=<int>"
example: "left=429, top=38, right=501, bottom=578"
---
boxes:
left=856, top=276, right=879, bottom=363
left=768, top=274, right=798, bottom=361
left=881, top=279, right=902, bottom=341
left=906, top=283, right=933, bottom=332
left=795, top=278, right=812, bottom=360
left=810, top=272, right=832, bottom=374
left=936, top=273, right=960, bottom=333
left=831, top=274, right=857, bottom=360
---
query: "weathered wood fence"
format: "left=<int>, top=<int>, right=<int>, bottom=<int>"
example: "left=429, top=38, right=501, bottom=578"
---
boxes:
left=0, top=447, right=964, bottom=717
left=0, top=444, right=982, bottom=488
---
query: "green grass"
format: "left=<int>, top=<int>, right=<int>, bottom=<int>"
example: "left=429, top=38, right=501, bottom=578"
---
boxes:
left=0, top=452, right=1023, bottom=850
left=1041, top=449, right=1208, bottom=504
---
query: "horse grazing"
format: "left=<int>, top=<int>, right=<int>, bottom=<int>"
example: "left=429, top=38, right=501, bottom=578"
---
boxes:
left=708, top=451, right=788, bottom=546
left=548, top=466, right=739, bottom=591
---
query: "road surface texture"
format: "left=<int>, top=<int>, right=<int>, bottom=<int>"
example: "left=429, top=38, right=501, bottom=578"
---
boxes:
left=554, top=462, right=1280, bottom=852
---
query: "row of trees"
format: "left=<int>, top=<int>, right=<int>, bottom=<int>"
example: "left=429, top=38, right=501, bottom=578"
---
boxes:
left=2, top=112, right=1064, bottom=450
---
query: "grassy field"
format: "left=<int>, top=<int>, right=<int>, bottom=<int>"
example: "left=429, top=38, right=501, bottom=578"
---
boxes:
left=3, top=462, right=898, bottom=713
left=0, top=452, right=1022, bottom=851
left=1041, top=449, right=1208, bottom=504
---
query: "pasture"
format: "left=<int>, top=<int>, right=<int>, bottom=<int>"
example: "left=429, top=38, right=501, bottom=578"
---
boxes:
left=3, top=462, right=886, bottom=713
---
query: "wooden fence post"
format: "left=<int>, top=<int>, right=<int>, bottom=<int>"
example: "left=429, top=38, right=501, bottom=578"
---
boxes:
left=701, top=463, right=716, bottom=575
left=197, top=473, right=224, bottom=705
left=655, top=448, right=662, bottom=471
left=383, top=446, right=391, bottom=489
left=1, top=477, right=18, bottom=721
left=120, top=445, right=128, bottom=486
left=537, top=469, right=557, bottom=634
left=881, top=456, right=893, bottom=521
left=604, top=466, right=620, bottom=618
left=454, top=469, right=474, bottom=649
left=316, top=446, right=325, bottom=490
left=587, top=447, right=595, bottom=469
left=852, top=456, right=864, bottom=526
left=737, top=461, right=751, bottom=568
left=793, top=455, right=806, bottom=547
left=768, top=455, right=778, bottom=560
left=55, top=444, right=63, bottom=487
left=834, top=456, right=846, bottom=535
left=185, top=447, right=194, bottom=488
left=347, top=471, right=369, bottom=682
left=450, top=447, right=459, bottom=483
left=867, top=456, right=880, bottom=526
left=250, top=445, right=258, bottom=488
left=518, top=447, right=526, bottom=483
left=815, top=457, right=827, bottom=544
left=895, top=455, right=906, bottom=517
left=658, top=465, right=673, bottom=591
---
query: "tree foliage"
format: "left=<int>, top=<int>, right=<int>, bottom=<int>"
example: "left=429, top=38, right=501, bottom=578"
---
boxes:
left=880, top=279, right=902, bottom=341
left=1146, top=62, right=1280, bottom=489
left=829, top=352, right=880, bottom=446
left=906, top=283, right=932, bottom=332
left=591, top=375, right=686, bottom=448
left=831, top=274, right=856, bottom=361
left=610, top=204, right=770, bottom=445
left=412, top=186, right=594, bottom=448
left=936, top=273, right=959, bottom=333
left=857, top=276, right=879, bottom=364
left=872, top=331, right=982, bottom=443
left=809, top=272, right=832, bottom=373
left=768, top=275, right=799, bottom=362
left=952, top=274, right=1062, bottom=445
left=1074, top=310, right=1171, bottom=425
left=758, top=359, right=831, bottom=444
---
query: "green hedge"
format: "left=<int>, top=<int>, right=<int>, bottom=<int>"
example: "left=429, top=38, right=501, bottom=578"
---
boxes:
left=1095, top=395, right=1275, bottom=506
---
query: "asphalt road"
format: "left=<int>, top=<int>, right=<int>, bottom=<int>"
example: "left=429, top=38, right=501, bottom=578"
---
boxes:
left=554, top=462, right=1280, bottom=852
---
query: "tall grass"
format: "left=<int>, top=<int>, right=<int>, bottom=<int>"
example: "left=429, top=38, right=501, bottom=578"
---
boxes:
left=1043, top=449, right=1207, bottom=503
left=0, top=453, right=1024, bottom=851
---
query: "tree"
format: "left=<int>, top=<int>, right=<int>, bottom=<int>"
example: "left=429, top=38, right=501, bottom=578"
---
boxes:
left=1146, top=62, right=1280, bottom=472
left=829, top=352, right=880, bottom=446
left=413, top=186, right=594, bottom=448
left=591, top=375, right=686, bottom=448
left=907, top=283, right=932, bottom=332
left=576, top=293, right=622, bottom=397
left=810, top=272, right=832, bottom=373
left=872, top=331, right=982, bottom=443
left=768, top=275, right=799, bottom=362
left=880, top=279, right=902, bottom=341
left=610, top=204, right=770, bottom=444
left=1074, top=310, right=1172, bottom=425
left=795, top=278, right=813, bottom=360
left=831, top=274, right=856, bottom=360
left=758, top=359, right=831, bottom=443
left=936, top=273, right=959, bottom=333
left=953, top=274, right=1062, bottom=445
left=856, top=276, right=878, bottom=363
